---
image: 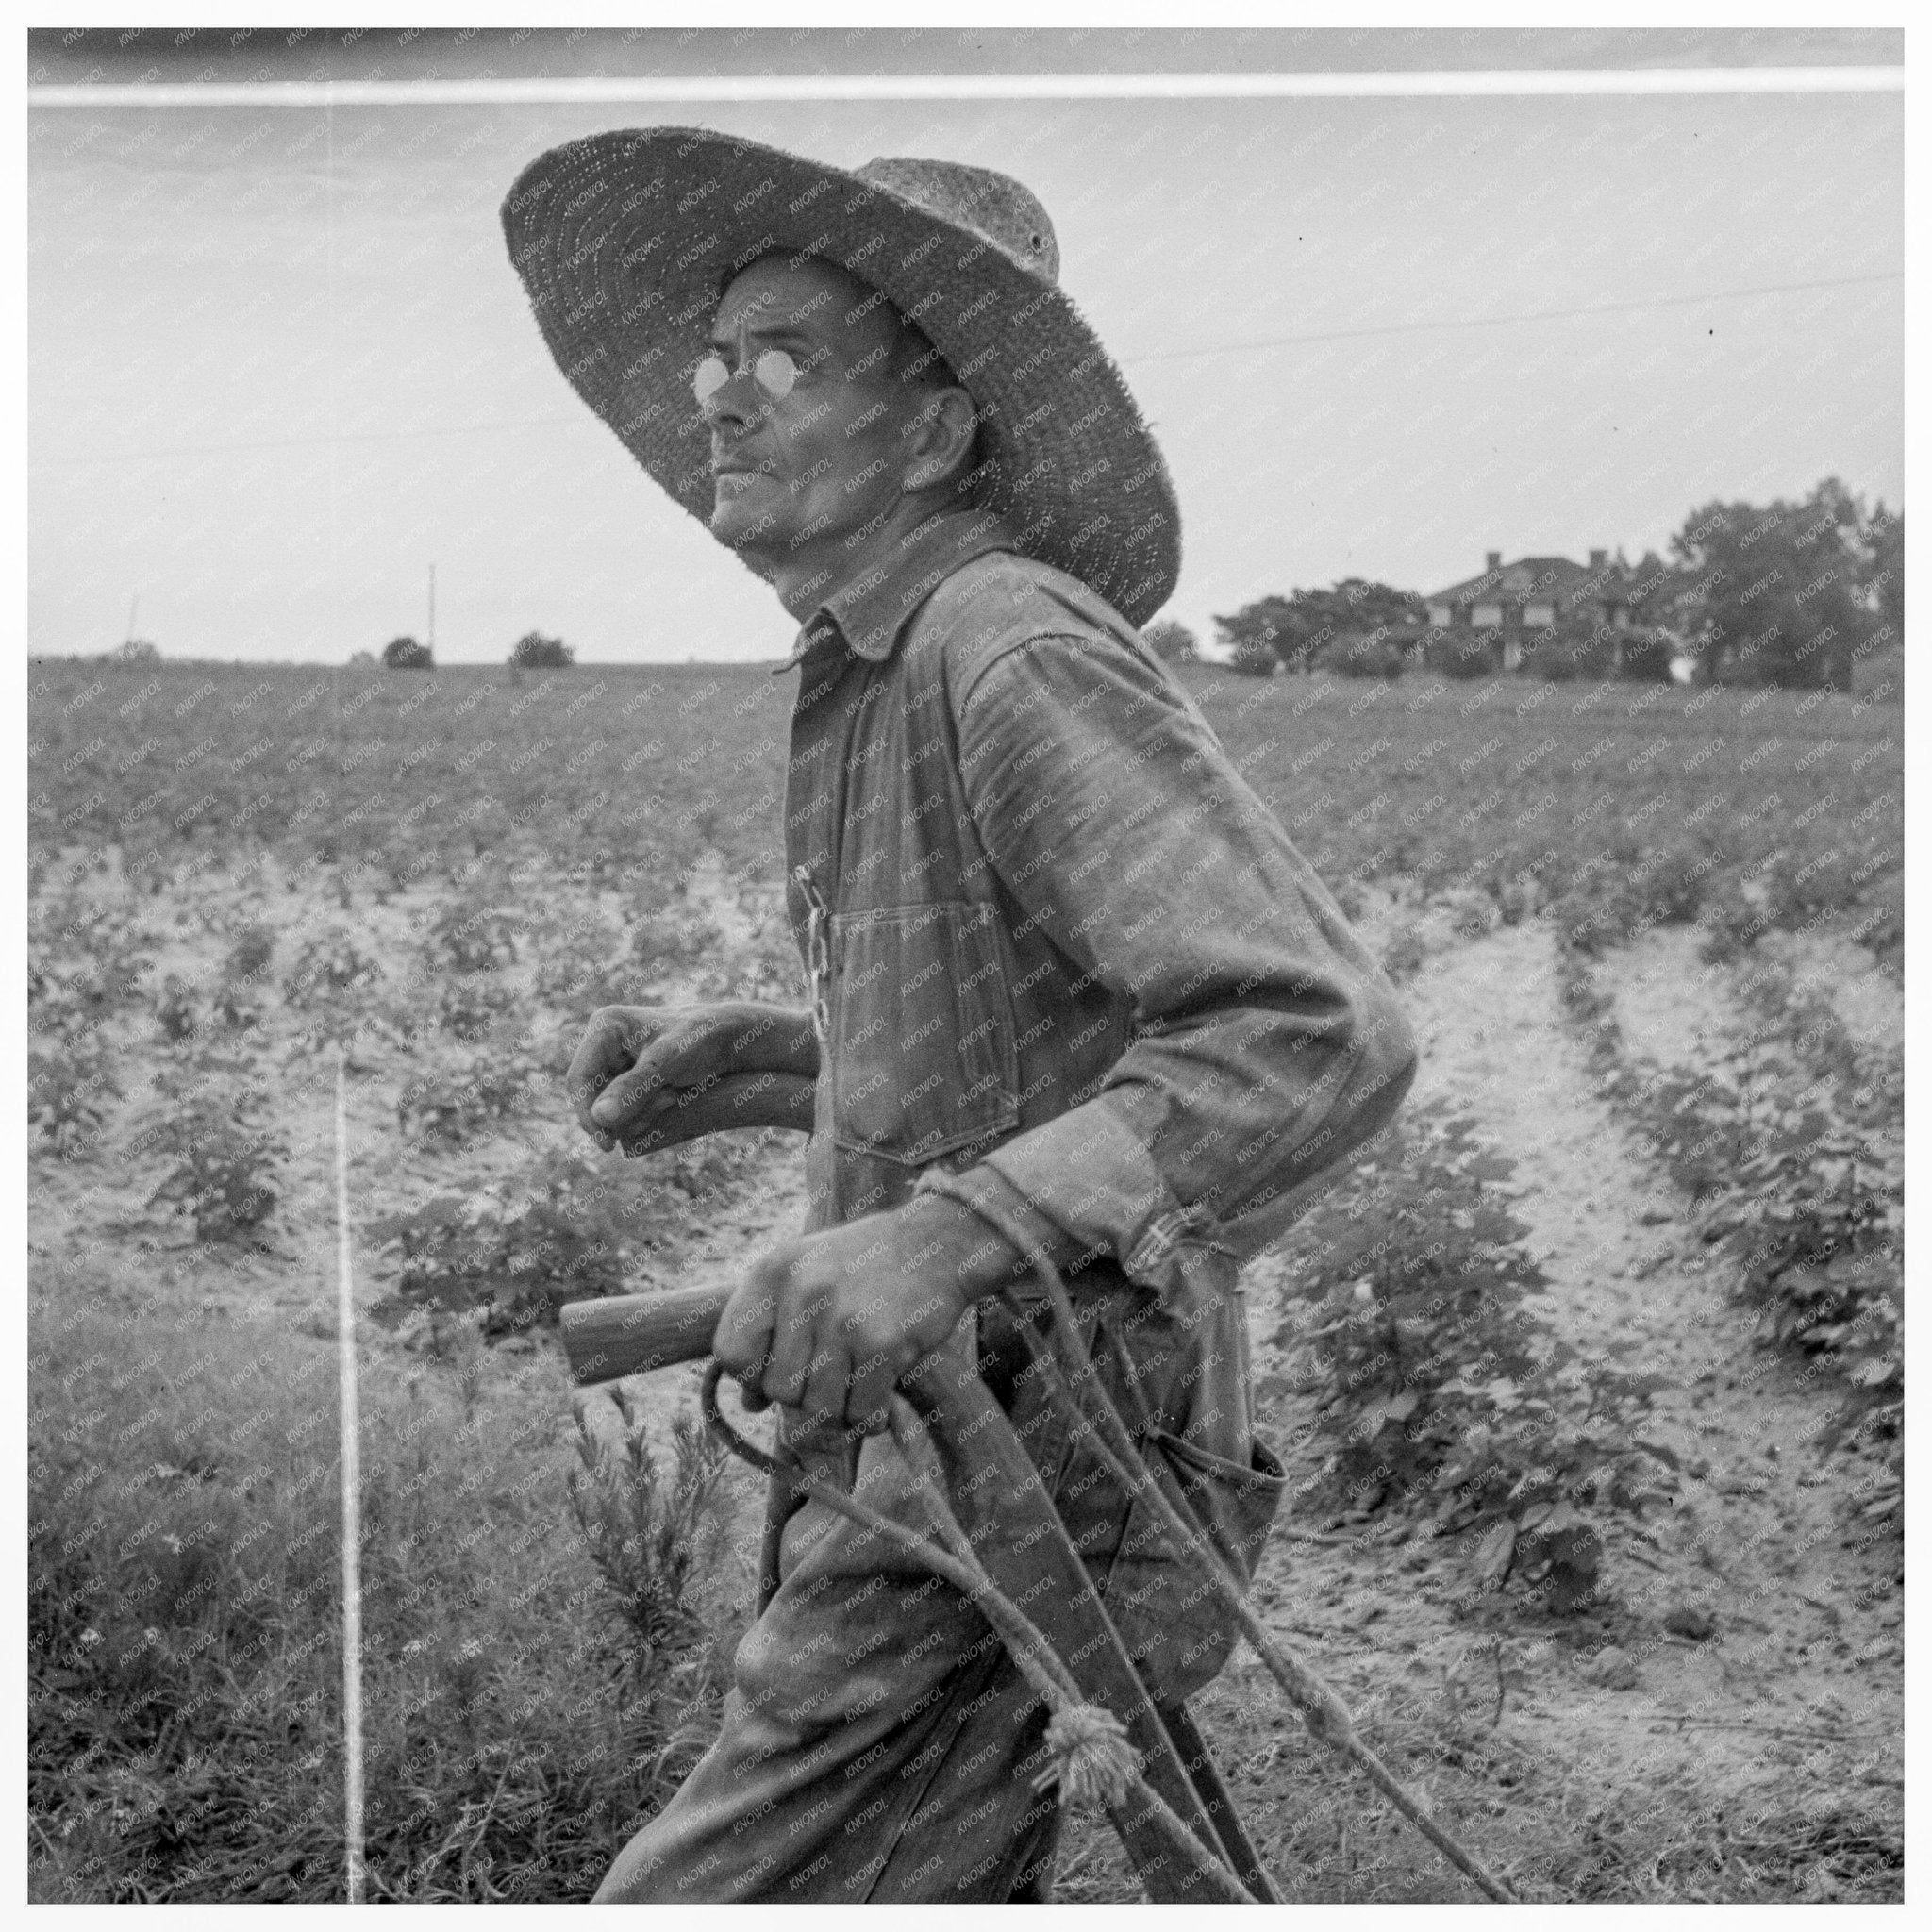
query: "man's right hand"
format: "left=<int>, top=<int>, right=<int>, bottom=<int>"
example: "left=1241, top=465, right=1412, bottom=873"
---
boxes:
left=566, top=1002, right=819, bottom=1155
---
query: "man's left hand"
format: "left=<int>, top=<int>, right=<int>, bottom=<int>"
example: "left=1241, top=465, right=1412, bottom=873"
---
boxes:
left=713, top=1193, right=1023, bottom=1436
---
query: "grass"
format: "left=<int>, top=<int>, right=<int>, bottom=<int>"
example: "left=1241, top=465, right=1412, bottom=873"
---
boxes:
left=28, top=1298, right=749, bottom=1902
left=1054, top=1655, right=1902, bottom=1903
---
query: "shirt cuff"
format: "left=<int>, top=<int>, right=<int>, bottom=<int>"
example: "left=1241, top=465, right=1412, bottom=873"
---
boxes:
left=913, top=1097, right=1235, bottom=1323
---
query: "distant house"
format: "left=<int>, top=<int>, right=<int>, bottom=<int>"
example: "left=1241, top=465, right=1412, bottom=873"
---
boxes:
left=1423, top=548, right=1685, bottom=672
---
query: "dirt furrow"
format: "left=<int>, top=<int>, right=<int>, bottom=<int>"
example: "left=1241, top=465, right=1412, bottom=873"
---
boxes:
left=1391, top=918, right=1899, bottom=1751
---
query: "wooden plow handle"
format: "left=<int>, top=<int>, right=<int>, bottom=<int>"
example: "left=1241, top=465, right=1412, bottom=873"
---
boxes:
left=558, top=1285, right=732, bottom=1384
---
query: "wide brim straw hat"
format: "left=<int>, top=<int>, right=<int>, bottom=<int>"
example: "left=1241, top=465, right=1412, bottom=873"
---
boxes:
left=501, top=127, right=1180, bottom=629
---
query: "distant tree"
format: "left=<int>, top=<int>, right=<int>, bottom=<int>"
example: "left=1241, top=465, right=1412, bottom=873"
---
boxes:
left=1422, top=627, right=1498, bottom=679
left=109, top=638, right=161, bottom=666
left=1521, top=617, right=1618, bottom=683
left=1310, top=631, right=1406, bottom=680
left=510, top=631, right=574, bottom=669
left=1211, top=596, right=1295, bottom=675
left=1142, top=619, right=1197, bottom=665
left=1668, top=475, right=1876, bottom=691
left=1215, top=582, right=1424, bottom=675
left=347, top=649, right=377, bottom=667
left=1616, top=626, right=1677, bottom=684
left=1864, top=500, right=1903, bottom=639
left=1330, top=577, right=1428, bottom=634
left=383, top=636, right=434, bottom=671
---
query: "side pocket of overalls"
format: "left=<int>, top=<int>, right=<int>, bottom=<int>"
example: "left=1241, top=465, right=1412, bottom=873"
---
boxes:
left=1099, top=1428, right=1288, bottom=1705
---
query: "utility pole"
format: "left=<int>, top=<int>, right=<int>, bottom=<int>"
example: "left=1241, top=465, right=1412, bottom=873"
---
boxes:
left=427, top=564, right=436, bottom=653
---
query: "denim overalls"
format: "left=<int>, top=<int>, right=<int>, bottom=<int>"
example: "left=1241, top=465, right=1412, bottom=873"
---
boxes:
left=594, top=508, right=1418, bottom=1902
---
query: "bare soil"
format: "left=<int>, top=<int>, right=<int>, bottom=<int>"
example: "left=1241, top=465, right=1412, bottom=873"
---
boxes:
left=1062, top=915, right=1902, bottom=1902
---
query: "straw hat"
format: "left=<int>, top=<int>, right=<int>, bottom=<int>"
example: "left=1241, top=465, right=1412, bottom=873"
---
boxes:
left=501, top=128, right=1180, bottom=629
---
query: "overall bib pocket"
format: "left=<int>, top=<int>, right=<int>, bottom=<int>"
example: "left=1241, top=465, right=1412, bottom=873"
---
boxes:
left=828, top=899, right=1020, bottom=1167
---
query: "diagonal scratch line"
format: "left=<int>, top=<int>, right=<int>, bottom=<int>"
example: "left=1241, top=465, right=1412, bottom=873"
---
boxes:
left=335, top=1041, right=366, bottom=1904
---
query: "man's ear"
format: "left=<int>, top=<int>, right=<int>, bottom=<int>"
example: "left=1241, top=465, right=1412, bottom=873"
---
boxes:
left=900, top=387, right=978, bottom=495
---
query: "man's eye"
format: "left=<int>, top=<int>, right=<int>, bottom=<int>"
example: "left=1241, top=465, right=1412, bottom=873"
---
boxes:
left=754, top=349, right=799, bottom=399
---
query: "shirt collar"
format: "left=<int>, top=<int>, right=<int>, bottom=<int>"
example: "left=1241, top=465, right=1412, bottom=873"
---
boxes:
left=770, top=508, right=1022, bottom=675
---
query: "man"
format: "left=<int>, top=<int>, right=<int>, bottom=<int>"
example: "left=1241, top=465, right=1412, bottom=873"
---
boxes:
left=504, top=133, right=1419, bottom=1902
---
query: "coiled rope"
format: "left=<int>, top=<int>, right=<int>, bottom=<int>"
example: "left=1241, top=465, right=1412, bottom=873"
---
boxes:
left=700, top=1172, right=1519, bottom=1905
left=917, top=1172, right=1519, bottom=1904
left=700, top=1362, right=1255, bottom=1901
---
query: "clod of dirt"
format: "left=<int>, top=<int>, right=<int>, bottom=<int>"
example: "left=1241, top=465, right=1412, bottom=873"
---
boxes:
left=1588, top=1646, right=1640, bottom=1690
left=1663, top=1606, right=1716, bottom=1641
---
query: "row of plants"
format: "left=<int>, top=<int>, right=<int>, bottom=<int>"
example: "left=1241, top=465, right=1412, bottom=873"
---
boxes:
left=25, top=856, right=758, bottom=1179
left=28, top=658, right=782, bottom=885
left=1556, top=949, right=1902, bottom=1523
left=30, top=659, right=1902, bottom=982
left=1274, top=1100, right=1678, bottom=1616
left=1200, top=673, right=1900, bottom=973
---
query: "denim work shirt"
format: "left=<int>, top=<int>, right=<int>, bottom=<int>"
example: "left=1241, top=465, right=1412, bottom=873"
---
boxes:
left=774, top=507, right=1419, bottom=1467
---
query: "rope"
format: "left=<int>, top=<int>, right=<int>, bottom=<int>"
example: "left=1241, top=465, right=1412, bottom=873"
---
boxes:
left=916, top=1172, right=1521, bottom=1904
left=699, top=1363, right=1255, bottom=1903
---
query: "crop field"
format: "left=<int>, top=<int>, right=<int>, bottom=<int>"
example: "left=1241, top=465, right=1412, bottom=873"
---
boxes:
left=27, top=655, right=1902, bottom=1902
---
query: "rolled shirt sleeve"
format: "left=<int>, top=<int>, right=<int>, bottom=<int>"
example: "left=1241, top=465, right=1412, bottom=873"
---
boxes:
left=912, top=629, right=1420, bottom=1321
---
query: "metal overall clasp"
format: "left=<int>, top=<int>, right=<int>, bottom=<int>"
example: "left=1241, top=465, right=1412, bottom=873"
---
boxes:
left=792, top=862, right=833, bottom=1047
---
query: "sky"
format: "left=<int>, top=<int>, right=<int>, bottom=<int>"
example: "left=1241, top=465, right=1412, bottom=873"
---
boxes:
left=28, top=28, right=1904, bottom=666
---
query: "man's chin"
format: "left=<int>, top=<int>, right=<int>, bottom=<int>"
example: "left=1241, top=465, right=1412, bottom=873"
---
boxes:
left=710, top=490, right=785, bottom=552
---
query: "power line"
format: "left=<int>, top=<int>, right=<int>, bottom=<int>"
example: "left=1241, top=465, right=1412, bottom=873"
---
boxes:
left=1124, top=269, right=1904, bottom=363
left=35, top=269, right=1902, bottom=466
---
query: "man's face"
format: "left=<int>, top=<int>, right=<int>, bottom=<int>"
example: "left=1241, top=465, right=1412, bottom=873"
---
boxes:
left=703, top=255, right=935, bottom=565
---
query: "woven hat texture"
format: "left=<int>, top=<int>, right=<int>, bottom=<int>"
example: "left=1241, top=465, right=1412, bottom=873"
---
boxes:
left=501, top=127, right=1180, bottom=627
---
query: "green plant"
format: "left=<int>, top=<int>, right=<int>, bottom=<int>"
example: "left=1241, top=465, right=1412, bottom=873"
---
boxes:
left=1553, top=838, right=1721, bottom=957
left=567, top=1387, right=733, bottom=1711
left=366, top=1148, right=638, bottom=1335
left=1431, top=1359, right=1677, bottom=1613
left=142, top=1059, right=291, bottom=1242
left=435, top=973, right=520, bottom=1042
left=532, top=915, right=625, bottom=1006
left=225, top=925, right=275, bottom=982
left=280, top=925, right=383, bottom=1010
left=692, top=910, right=806, bottom=1006
left=27, top=1036, right=122, bottom=1157
left=424, top=902, right=522, bottom=975
left=1282, top=1104, right=1674, bottom=1610
left=154, top=973, right=203, bottom=1043
left=29, top=901, right=158, bottom=1037
left=397, top=1053, right=537, bottom=1151
left=1696, top=1118, right=1901, bottom=1487
left=629, top=908, right=720, bottom=979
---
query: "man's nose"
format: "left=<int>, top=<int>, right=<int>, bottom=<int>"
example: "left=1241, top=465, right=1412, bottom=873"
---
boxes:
left=705, top=375, right=768, bottom=432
